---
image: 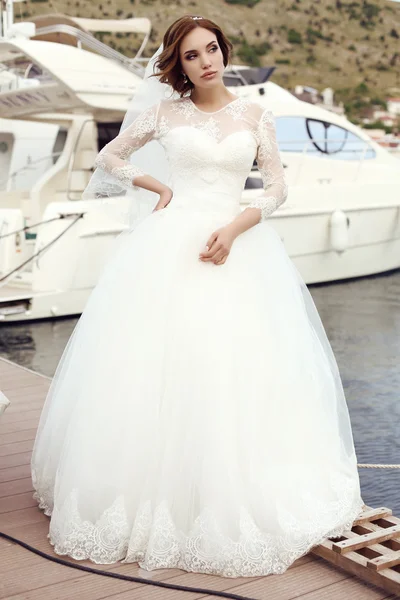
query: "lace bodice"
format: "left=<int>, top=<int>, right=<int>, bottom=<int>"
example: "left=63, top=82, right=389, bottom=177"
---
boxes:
left=94, top=96, right=288, bottom=221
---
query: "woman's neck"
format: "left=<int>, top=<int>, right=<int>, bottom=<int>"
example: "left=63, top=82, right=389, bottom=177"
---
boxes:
left=190, top=85, right=236, bottom=110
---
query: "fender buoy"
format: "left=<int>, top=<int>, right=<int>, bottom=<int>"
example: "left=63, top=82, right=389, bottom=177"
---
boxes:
left=329, top=210, right=349, bottom=253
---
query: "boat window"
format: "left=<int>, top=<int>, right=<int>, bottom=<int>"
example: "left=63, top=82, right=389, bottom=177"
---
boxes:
left=275, top=116, right=376, bottom=160
left=245, top=176, right=263, bottom=190
left=223, top=67, right=275, bottom=87
left=97, top=123, right=122, bottom=152
left=0, top=57, right=53, bottom=93
left=52, top=129, right=67, bottom=165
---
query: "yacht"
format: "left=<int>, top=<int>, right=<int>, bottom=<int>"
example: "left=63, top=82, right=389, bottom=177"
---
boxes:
left=0, top=11, right=399, bottom=321
left=229, top=72, right=400, bottom=283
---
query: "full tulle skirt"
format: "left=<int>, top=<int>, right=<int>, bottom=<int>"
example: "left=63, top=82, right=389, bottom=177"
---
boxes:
left=31, top=203, right=363, bottom=577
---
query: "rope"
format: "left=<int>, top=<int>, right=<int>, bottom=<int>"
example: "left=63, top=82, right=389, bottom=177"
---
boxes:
left=0, top=213, right=84, bottom=285
left=0, top=216, right=64, bottom=239
left=357, top=463, right=400, bottom=469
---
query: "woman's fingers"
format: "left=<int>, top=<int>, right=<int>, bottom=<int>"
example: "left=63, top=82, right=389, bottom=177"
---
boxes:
left=199, top=232, right=219, bottom=257
left=211, top=249, right=226, bottom=264
left=206, top=231, right=219, bottom=249
left=200, top=242, right=222, bottom=260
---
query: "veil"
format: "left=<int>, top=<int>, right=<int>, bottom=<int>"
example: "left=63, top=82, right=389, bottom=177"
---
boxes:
left=82, top=43, right=180, bottom=227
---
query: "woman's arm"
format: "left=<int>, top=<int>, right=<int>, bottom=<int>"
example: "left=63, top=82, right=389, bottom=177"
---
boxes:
left=199, top=109, right=288, bottom=264
left=94, top=102, right=169, bottom=197
left=246, top=108, right=288, bottom=222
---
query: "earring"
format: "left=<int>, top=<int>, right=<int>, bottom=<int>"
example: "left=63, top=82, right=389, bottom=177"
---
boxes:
left=182, top=73, right=188, bottom=84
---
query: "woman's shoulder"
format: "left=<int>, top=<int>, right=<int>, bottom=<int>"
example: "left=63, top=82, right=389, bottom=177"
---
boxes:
left=159, top=96, right=192, bottom=114
left=238, top=97, right=274, bottom=120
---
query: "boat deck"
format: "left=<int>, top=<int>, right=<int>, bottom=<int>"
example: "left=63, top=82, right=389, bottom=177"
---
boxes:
left=0, top=357, right=398, bottom=600
left=0, top=283, right=32, bottom=301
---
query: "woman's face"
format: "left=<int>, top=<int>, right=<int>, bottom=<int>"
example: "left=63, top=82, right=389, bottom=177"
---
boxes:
left=179, top=27, right=225, bottom=89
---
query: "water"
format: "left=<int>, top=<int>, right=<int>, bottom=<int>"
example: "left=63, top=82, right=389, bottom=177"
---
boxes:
left=1, top=270, right=399, bottom=513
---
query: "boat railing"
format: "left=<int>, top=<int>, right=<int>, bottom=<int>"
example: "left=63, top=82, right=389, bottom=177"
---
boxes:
left=0, top=60, right=53, bottom=92
left=0, top=152, right=63, bottom=190
left=34, top=24, right=148, bottom=77
left=66, top=118, right=95, bottom=201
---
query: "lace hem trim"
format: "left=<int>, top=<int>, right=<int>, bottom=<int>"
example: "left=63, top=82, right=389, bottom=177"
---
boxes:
left=32, top=480, right=364, bottom=577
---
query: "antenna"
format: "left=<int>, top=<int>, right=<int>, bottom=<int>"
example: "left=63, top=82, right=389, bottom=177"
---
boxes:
left=1, top=0, right=26, bottom=38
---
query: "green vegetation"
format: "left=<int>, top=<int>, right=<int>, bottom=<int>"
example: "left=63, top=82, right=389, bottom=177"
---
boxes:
left=21, top=0, right=400, bottom=123
left=236, top=39, right=272, bottom=66
left=363, top=120, right=398, bottom=134
left=224, top=0, right=261, bottom=6
left=306, top=27, right=333, bottom=44
left=288, top=29, right=302, bottom=44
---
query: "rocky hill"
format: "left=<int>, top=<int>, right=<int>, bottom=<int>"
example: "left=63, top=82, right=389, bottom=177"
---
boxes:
left=16, top=0, right=400, bottom=121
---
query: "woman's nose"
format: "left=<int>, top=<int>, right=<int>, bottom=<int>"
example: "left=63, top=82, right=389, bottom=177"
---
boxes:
left=201, top=55, right=212, bottom=68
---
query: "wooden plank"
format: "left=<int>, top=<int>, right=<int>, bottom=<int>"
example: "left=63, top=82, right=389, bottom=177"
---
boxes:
left=1, top=409, right=42, bottom=424
left=0, top=440, right=34, bottom=457
left=0, top=549, right=186, bottom=600
left=0, top=491, right=37, bottom=513
left=313, top=538, right=400, bottom=596
left=0, top=419, right=42, bottom=435
left=290, top=577, right=394, bottom=600
left=337, top=526, right=398, bottom=559
left=0, top=386, right=48, bottom=399
left=2, top=400, right=45, bottom=415
left=350, top=521, right=400, bottom=573
left=367, top=551, right=400, bottom=572
left=162, top=560, right=348, bottom=600
left=0, top=477, right=33, bottom=498
left=332, top=526, right=400, bottom=554
left=0, top=451, right=31, bottom=469
left=0, top=506, right=46, bottom=530
left=0, top=464, right=31, bottom=483
left=374, top=514, right=400, bottom=528
left=0, top=429, right=37, bottom=445
left=354, top=508, right=393, bottom=525
left=0, top=375, right=47, bottom=387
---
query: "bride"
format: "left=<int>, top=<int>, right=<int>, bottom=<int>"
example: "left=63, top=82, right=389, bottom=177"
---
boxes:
left=31, top=14, right=364, bottom=577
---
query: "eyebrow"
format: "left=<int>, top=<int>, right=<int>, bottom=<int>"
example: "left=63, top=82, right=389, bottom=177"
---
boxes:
left=183, top=41, right=217, bottom=56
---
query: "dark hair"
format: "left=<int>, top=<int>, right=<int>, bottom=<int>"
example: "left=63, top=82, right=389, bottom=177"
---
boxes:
left=153, top=15, right=233, bottom=97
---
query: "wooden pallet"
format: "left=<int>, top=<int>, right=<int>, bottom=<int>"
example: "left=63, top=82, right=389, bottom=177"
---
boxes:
left=312, top=505, right=400, bottom=596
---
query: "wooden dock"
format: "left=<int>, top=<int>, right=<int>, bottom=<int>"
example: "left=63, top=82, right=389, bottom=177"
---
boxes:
left=0, top=356, right=399, bottom=600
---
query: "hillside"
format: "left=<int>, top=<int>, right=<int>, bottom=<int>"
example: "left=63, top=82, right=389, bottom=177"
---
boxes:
left=15, top=0, right=400, bottom=120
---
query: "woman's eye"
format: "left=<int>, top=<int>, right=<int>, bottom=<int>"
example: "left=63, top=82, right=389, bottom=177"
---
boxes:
left=186, top=46, right=217, bottom=60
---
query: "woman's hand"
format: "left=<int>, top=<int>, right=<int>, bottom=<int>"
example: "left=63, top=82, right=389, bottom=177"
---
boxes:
left=199, top=226, right=237, bottom=266
left=153, top=186, right=173, bottom=212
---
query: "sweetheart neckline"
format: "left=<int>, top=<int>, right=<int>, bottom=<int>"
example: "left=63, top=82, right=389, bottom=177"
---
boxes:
left=162, top=126, right=257, bottom=147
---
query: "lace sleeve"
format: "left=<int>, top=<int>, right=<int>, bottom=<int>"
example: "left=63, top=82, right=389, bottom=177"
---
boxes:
left=249, top=109, right=288, bottom=221
left=93, top=103, right=160, bottom=191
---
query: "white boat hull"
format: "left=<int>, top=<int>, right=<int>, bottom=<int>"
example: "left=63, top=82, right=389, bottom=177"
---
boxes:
left=1, top=197, right=399, bottom=322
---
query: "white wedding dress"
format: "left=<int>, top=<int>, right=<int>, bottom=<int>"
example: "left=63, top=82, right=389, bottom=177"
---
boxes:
left=31, top=96, right=363, bottom=577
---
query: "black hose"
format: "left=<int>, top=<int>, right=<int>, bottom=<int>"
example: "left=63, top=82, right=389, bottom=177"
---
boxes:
left=0, top=531, right=258, bottom=600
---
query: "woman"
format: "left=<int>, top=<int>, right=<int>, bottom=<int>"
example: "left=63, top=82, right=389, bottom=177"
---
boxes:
left=31, top=15, right=364, bottom=577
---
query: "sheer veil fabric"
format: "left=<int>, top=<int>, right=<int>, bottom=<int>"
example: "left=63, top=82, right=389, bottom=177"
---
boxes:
left=31, top=42, right=364, bottom=577
left=83, top=43, right=179, bottom=225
